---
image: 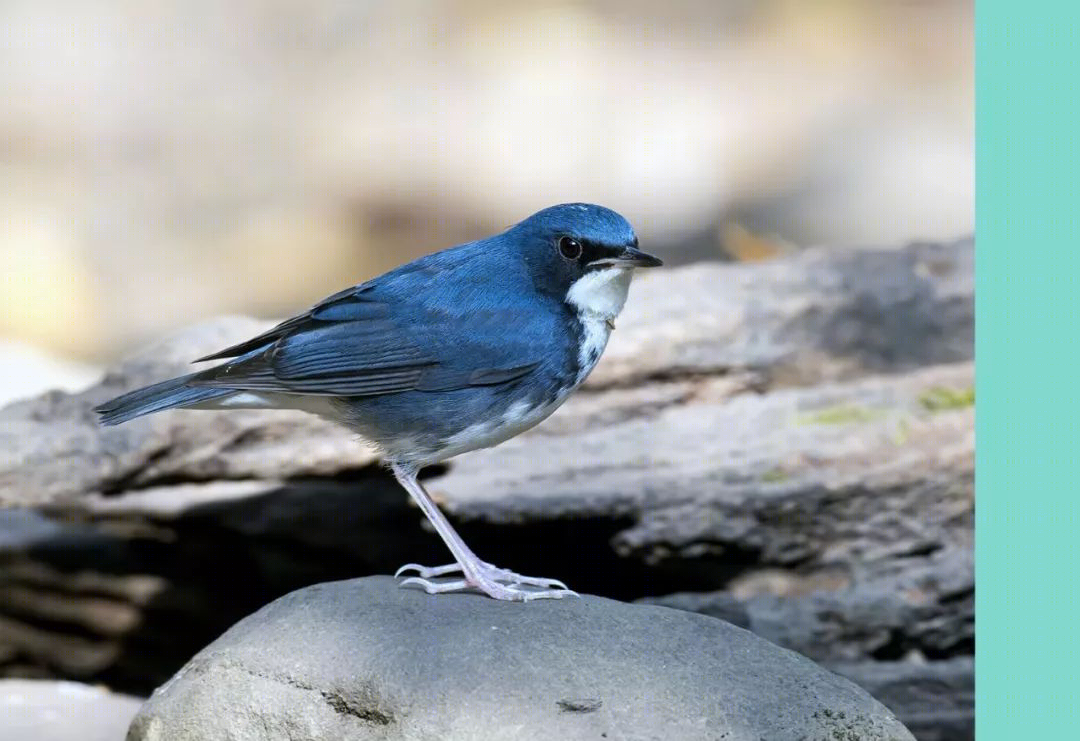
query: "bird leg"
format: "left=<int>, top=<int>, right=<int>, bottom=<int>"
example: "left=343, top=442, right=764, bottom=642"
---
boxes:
left=390, top=463, right=576, bottom=601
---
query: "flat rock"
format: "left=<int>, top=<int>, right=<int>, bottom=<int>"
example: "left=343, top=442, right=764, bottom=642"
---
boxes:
left=129, top=577, right=913, bottom=741
left=0, top=679, right=142, bottom=741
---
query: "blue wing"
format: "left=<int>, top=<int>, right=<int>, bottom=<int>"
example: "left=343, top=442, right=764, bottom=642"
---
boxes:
left=190, top=243, right=554, bottom=397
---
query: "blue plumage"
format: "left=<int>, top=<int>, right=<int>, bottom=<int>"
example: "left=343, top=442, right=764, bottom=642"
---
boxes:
left=95, top=203, right=661, bottom=601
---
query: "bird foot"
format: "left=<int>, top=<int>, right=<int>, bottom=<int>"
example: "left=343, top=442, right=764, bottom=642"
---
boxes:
left=395, top=561, right=576, bottom=602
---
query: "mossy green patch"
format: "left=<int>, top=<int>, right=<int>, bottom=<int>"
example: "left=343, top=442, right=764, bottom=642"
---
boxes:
left=891, top=417, right=913, bottom=445
left=919, top=386, right=975, bottom=411
left=799, top=405, right=884, bottom=426
left=760, top=467, right=789, bottom=483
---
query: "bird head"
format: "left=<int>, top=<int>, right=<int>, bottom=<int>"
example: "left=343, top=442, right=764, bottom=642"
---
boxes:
left=507, top=204, right=662, bottom=317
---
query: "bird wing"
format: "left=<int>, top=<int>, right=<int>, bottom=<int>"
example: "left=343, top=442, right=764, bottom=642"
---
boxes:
left=189, top=251, right=548, bottom=397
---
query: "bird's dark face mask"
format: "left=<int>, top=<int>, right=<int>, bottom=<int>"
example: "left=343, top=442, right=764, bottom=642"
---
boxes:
left=548, top=234, right=662, bottom=288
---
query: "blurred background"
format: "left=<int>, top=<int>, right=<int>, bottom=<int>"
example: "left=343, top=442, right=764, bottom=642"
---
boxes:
left=2, top=0, right=971, bottom=398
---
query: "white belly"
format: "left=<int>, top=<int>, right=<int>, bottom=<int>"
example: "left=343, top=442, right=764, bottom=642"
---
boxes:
left=436, top=395, right=570, bottom=461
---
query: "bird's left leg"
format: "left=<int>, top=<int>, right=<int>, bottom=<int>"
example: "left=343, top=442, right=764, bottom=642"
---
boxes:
left=390, top=463, right=576, bottom=601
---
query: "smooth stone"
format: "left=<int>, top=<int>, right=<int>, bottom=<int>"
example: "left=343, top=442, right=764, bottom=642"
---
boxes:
left=129, top=576, right=913, bottom=741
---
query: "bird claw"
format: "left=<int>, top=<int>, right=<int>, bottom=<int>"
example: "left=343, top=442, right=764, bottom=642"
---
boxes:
left=398, top=577, right=470, bottom=594
left=395, top=561, right=576, bottom=601
left=512, top=573, right=569, bottom=591
left=394, top=563, right=461, bottom=579
left=516, top=586, right=579, bottom=602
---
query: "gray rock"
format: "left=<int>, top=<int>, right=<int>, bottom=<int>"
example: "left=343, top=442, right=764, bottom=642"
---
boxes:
left=592, top=237, right=972, bottom=388
left=0, top=679, right=142, bottom=741
left=831, top=658, right=973, bottom=741
left=128, top=577, right=914, bottom=741
left=642, top=545, right=974, bottom=664
left=0, top=318, right=378, bottom=510
left=639, top=550, right=974, bottom=741
left=0, top=361, right=972, bottom=696
left=0, top=240, right=972, bottom=739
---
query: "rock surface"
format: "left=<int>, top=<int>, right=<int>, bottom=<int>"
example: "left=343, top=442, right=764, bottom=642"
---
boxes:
left=638, top=545, right=973, bottom=739
left=640, top=545, right=974, bottom=664
left=0, top=239, right=973, bottom=738
left=832, top=659, right=973, bottom=741
left=128, top=577, right=914, bottom=741
left=0, top=679, right=142, bottom=741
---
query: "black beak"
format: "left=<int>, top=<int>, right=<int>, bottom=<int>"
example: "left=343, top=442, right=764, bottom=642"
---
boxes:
left=622, top=246, right=660, bottom=270
left=620, top=246, right=663, bottom=268
left=592, top=245, right=663, bottom=269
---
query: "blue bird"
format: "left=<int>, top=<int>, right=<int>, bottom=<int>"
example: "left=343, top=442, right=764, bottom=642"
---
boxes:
left=95, top=203, right=661, bottom=601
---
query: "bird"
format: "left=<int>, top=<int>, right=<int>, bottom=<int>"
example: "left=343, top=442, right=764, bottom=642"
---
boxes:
left=95, top=203, right=662, bottom=601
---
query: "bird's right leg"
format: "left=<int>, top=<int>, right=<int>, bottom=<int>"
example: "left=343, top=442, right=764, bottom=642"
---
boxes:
left=390, top=463, right=575, bottom=601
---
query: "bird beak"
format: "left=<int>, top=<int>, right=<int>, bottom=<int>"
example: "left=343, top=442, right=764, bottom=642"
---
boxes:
left=591, top=246, right=664, bottom=269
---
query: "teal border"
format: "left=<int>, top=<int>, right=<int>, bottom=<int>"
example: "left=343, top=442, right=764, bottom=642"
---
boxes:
left=978, top=1, right=1080, bottom=737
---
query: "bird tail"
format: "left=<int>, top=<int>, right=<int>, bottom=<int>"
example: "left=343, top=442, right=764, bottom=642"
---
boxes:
left=95, top=372, right=232, bottom=426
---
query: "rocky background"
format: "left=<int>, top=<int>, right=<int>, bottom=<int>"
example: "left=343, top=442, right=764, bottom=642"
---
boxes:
left=1, top=237, right=972, bottom=739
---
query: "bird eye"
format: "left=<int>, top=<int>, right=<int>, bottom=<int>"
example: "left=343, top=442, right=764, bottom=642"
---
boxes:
left=558, top=236, right=582, bottom=260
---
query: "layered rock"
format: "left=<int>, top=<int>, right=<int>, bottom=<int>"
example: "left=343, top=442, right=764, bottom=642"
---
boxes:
left=0, top=238, right=973, bottom=738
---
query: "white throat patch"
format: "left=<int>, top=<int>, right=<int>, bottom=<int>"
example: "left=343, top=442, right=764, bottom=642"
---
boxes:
left=565, top=267, right=633, bottom=386
left=566, top=267, right=633, bottom=322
